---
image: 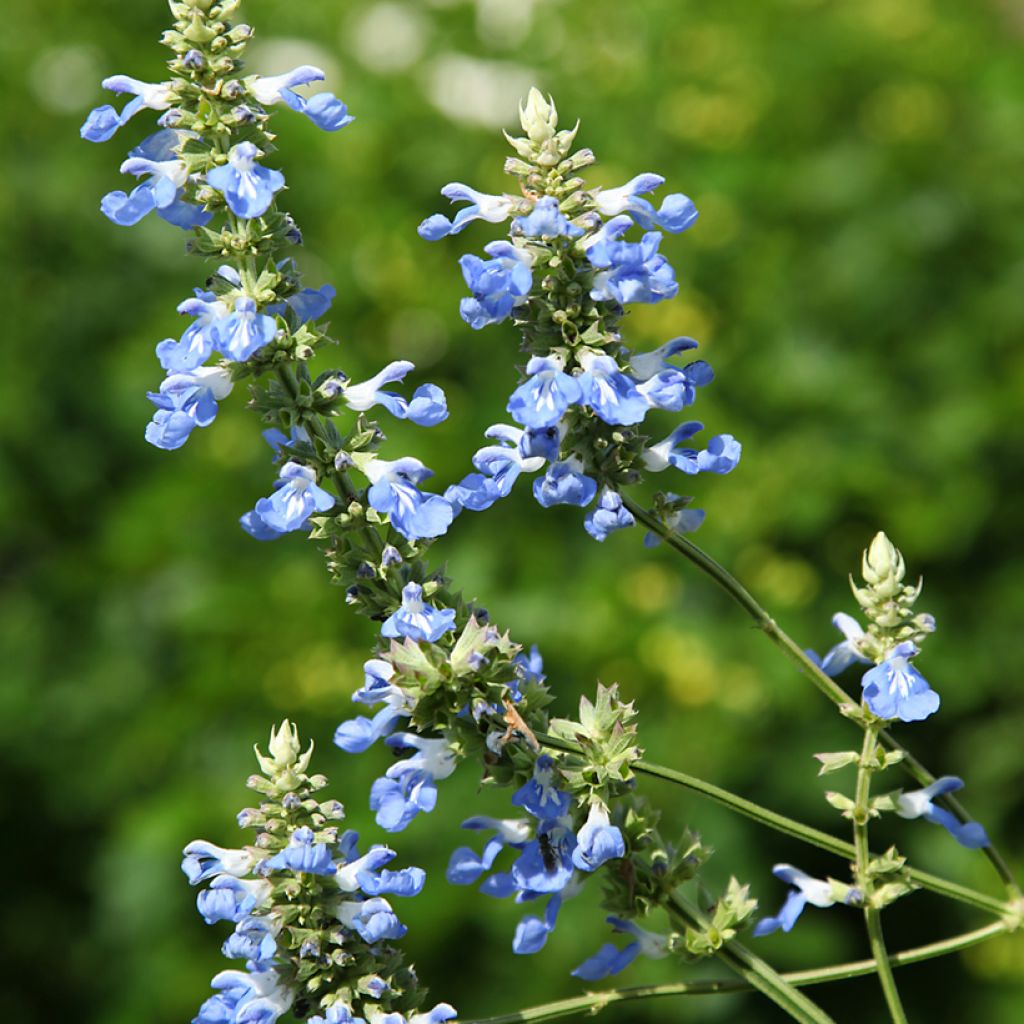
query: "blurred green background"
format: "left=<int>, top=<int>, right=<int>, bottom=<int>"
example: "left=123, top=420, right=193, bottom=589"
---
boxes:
left=3, top=0, right=1024, bottom=1020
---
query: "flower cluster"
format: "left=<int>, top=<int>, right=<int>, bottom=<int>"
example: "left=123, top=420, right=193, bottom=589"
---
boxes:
left=184, top=721, right=453, bottom=1024
left=420, top=90, right=740, bottom=540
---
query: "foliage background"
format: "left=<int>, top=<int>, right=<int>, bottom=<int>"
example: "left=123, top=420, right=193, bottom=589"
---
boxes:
left=3, top=0, right=1023, bottom=1020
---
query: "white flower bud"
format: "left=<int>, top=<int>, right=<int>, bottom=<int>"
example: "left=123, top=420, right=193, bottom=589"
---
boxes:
left=519, top=87, right=558, bottom=144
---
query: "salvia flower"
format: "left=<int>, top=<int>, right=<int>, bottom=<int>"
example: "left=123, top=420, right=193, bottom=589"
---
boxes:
left=252, top=462, right=335, bottom=533
left=418, top=182, right=516, bottom=240
left=896, top=776, right=989, bottom=848
left=819, top=612, right=873, bottom=677
left=363, top=457, right=454, bottom=541
left=507, top=355, right=583, bottom=429
left=459, top=241, right=534, bottom=330
left=334, top=659, right=412, bottom=754
left=216, top=297, right=278, bottom=361
left=145, top=366, right=233, bottom=450
left=513, top=196, right=582, bottom=239
left=583, top=488, right=635, bottom=541
left=370, top=733, right=458, bottom=832
left=572, top=916, right=672, bottom=980
left=81, top=75, right=175, bottom=142
left=338, top=361, right=448, bottom=426
left=861, top=641, right=940, bottom=722
left=207, top=142, right=285, bottom=219
left=247, top=65, right=354, bottom=132
left=380, top=582, right=456, bottom=643
left=156, top=291, right=230, bottom=372
left=753, top=864, right=858, bottom=937
left=586, top=216, right=678, bottom=306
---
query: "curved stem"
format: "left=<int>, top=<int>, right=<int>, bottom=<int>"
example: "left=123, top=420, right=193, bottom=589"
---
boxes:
left=535, top=731, right=1006, bottom=916
left=854, top=724, right=908, bottom=1022
left=623, top=495, right=1021, bottom=899
left=666, top=893, right=837, bottom=1024
left=462, top=922, right=1007, bottom=1024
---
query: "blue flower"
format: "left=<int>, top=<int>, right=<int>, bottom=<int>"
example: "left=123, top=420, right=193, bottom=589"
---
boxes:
left=447, top=816, right=532, bottom=885
left=197, top=876, right=273, bottom=925
left=511, top=821, right=577, bottom=894
left=459, top=241, right=533, bottom=329
left=248, top=66, right=354, bottom=131
left=642, top=422, right=741, bottom=475
left=268, top=284, right=336, bottom=324
left=264, top=826, right=337, bottom=876
left=507, top=355, right=583, bottom=429
left=156, top=292, right=229, bottom=372
left=577, top=352, right=649, bottom=425
left=145, top=366, right=233, bottom=450
left=240, top=509, right=284, bottom=541
left=572, top=917, right=670, bottom=980
left=593, top=173, right=699, bottom=233
left=253, top=462, right=335, bottom=533
left=338, top=895, right=408, bottom=942
left=513, top=894, right=563, bottom=955
left=586, top=216, right=678, bottom=306
left=512, top=756, right=573, bottom=821
left=584, top=488, right=636, bottom=542
left=81, top=75, right=175, bottom=142
left=861, top=642, right=940, bottom=722
left=533, top=459, right=598, bottom=508
left=629, top=335, right=700, bottom=380
left=446, top=424, right=547, bottom=513
left=194, top=968, right=292, bottom=1024
left=418, top=182, right=515, bottom=240
left=215, top=297, right=278, bottom=362
left=338, top=361, right=448, bottom=426
left=753, top=864, right=854, bottom=937
left=370, top=734, right=457, bottom=832
left=514, top=645, right=546, bottom=688
left=364, top=457, right=454, bottom=541
left=101, top=130, right=211, bottom=229
left=221, top=917, right=278, bottom=967
left=207, top=142, right=285, bottom=219
left=380, top=582, right=456, bottom=643
left=513, top=196, right=582, bottom=238
left=896, top=776, right=989, bottom=848
left=572, top=802, right=626, bottom=871
left=182, top=841, right=256, bottom=885
left=334, top=659, right=411, bottom=754
left=819, top=613, right=872, bottom=677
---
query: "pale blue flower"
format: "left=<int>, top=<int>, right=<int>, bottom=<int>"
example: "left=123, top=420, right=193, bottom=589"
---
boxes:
left=156, top=292, right=229, bottom=371
left=264, top=826, right=337, bottom=876
left=334, top=659, right=411, bottom=754
left=753, top=864, right=853, bottom=937
left=584, top=488, right=636, bottom=542
left=513, top=894, right=562, bottom=954
left=371, top=734, right=457, bottom=832
left=418, top=182, right=515, bottom=239
left=642, top=422, right=741, bottom=475
left=194, top=968, right=292, bottom=1024
left=182, top=841, right=256, bottom=885
left=507, top=355, right=583, bottom=429
left=145, top=366, right=233, bottom=450
left=459, top=241, right=533, bottom=329
left=572, top=802, right=626, bottom=870
left=215, top=297, right=278, bottom=362
left=586, top=216, right=678, bottom=305
left=572, top=917, right=670, bottom=980
left=896, top=777, right=989, bottom=849
left=533, top=459, right=597, bottom=508
left=594, top=173, right=698, bottom=233
left=577, top=351, right=649, bottom=425
left=81, top=75, right=175, bottom=142
left=513, top=196, right=582, bottom=238
left=207, top=142, right=285, bottom=219
left=380, top=582, right=456, bottom=643
left=819, top=613, right=872, bottom=677
left=447, top=817, right=532, bottom=885
left=338, top=361, right=448, bottom=426
left=861, top=642, right=940, bottom=722
left=253, top=462, right=335, bottom=532
left=364, top=457, right=454, bottom=541
left=248, top=66, right=354, bottom=131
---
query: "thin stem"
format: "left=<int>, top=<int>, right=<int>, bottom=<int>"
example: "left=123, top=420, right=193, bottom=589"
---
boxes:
left=462, top=922, right=1007, bottom=1024
left=666, top=893, right=837, bottom=1024
left=854, top=724, right=908, bottom=1022
left=623, top=495, right=1021, bottom=899
left=535, top=731, right=1007, bottom=916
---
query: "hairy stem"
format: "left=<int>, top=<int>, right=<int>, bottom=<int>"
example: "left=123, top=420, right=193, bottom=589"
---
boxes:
left=854, top=723, right=908, bottom=1022
left=623, top=495, right=1021, bottom=899
left=462, top=921, right=1007, bottom=1024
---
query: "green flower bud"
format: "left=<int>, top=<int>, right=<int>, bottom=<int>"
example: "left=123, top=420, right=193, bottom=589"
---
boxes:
left=519, top=87, right=558, bottom=144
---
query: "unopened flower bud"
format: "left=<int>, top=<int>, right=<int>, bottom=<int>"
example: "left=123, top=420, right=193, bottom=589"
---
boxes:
left=519, top=87, right=558, bottom=144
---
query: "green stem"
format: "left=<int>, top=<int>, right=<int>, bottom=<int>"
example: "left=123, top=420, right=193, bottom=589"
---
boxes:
left=623, top=495, right=1021, bottom=899
left=854, top=724, right=908, bottom=1023
left=535, top=731, right=1006, bottom=916
left=462, top=922, right=1006, bottom=1024
left=666, top=893, right=837, bottom=1024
